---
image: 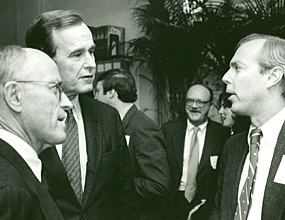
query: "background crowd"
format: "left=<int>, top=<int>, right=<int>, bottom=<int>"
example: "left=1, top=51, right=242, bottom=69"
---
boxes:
left=0, top=8, right=284, bottom=220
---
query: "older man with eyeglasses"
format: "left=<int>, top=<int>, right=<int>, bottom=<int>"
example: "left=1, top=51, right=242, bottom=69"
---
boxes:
left=161, top=84, right=230, bottom=220
left=0, top=45, right=72, bottom=219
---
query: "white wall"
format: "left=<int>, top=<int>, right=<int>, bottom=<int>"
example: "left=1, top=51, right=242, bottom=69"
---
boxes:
left=7, top=0, right=142, bottom=46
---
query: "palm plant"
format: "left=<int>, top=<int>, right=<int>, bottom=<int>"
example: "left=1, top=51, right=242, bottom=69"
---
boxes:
left=130, top=0, right=285, bottom=124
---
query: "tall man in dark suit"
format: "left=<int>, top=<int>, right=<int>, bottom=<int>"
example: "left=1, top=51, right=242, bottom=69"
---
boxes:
left=0, top=45, right=72, bottom=219
left=162, top=84, right=230, bottom=220
left=94, top=68, right=171, bottom=220
left=209, top=34, right=285, bottom=220
left=26, top=10, right=135, bottom=220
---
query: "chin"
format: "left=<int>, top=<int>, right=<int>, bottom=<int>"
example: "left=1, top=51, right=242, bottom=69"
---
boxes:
left=49, top=133, right=66, bottom=145
left=78, top=85, right=93, bottom=94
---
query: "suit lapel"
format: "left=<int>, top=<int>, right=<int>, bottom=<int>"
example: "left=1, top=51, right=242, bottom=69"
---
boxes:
left=198, top=120, right=215, bottom=173
left=173, top=119, right=187, bottom=171
left=262, top=121, right=285, bottom=220
left=122, top=104, right=137, bottom=132
left=79, top=95, right=102, bottom=208
left=40, top=146, right=78, bottom=203
left=228, top=133, right=249, bottom=218
left=0, top=140, right=63, bottom=219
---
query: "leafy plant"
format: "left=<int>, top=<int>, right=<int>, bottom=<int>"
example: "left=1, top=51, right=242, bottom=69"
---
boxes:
left=130, top=0, right=285, bottom=123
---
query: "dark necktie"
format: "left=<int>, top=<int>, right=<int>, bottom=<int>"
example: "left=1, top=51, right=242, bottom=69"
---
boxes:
left=234, top=128, right=262, bottom=220
left=185, top=126, right=200, bottom=203
left=62, top=109, right=83, bottom=203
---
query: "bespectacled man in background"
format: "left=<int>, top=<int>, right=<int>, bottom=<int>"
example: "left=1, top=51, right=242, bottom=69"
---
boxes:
left=162, top=84, right=230, bottom=220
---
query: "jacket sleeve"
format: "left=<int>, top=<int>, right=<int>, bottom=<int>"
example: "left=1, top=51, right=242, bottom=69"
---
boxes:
left=132, top=122, right=171, bottom=198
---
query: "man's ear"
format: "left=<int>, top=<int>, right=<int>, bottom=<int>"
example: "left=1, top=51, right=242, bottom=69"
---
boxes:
left=267, top=66, right=284, bottom=88
left=108, top=89, right=117, bottom=99
left=3, top=82, right=22, bottom=112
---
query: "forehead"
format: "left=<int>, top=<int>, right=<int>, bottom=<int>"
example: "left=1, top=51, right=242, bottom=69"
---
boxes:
left=25, top=50, right=61, bottom=81
left=186, top=85, right=210, bottom=100
left=231, top=39, right=266, bottom=65
left=52, top=23, right=94, bottom=52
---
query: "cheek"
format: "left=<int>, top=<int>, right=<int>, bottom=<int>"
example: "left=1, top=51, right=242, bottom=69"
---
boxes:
left=57, top=61, right=77, bottom=82
left=39, top=101, right=60, bottom=126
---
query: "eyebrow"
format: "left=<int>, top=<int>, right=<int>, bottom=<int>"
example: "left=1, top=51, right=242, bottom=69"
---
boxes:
left=69, top=44, right=96, bottom=57
left=230, top=60, right=246, bottom=68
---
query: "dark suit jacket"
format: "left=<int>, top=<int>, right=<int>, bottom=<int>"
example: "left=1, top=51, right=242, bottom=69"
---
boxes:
left=40, top=95, right=135, bottom=220
left=0, top=139, right=63, bottom=220
left=123, top=105, right=171, bottom=219
left=161, top=118, right=230, bottom=219
left=209, top=121, right=285, bottom=220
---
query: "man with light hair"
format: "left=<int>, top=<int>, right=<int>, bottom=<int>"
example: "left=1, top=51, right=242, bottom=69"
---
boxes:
left=0, top=45, right=71, bottom=219
left=210, top=33, right=285, bottom=220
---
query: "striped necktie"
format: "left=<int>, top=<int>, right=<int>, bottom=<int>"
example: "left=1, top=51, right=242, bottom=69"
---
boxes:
left=234, top=128, right=262, bottom=220
left=62, top=109, right=83, bottom=203
left=185, top=126, right=200, bottom=203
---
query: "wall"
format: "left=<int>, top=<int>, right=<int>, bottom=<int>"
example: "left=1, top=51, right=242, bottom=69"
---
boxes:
left=0, top=0, right=142, bottom=46
left=0, top=0, right=17, bottom=45
left=43, top=0, right=142, bottom=41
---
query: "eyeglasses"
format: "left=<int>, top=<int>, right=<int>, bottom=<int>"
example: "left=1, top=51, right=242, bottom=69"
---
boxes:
left=186, top=98, right=212, bottom=107
left=15, top=80, right=63, bottom=101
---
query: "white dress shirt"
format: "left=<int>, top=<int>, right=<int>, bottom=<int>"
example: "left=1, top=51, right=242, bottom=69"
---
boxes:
left=56, top=96, right=88, bottom=190
left=179, top=120, right=208, bottom=191
left=0, top=129, right=42, bottom=182
left=238, top=106, right=285, bottom=220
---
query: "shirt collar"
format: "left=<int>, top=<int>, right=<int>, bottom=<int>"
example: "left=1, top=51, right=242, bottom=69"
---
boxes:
left=0, top=129, right=42, bottom=181
left=248, top=106, right=285, bottom=149
left=187, top=119, right=208, bottom=132
left=70, top=95, right=82, bottom=119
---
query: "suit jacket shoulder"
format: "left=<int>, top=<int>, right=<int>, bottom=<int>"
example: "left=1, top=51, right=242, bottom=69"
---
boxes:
left=123, top=105, right=171, bottom=194
left=0, top=139, right=63, bottom=220
left=122, top=105, right=171, bottom=218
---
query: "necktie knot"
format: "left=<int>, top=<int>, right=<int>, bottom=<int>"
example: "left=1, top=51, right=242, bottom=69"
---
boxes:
left=250, top=128, right=262, bottom=147
left=193, top=126, right=200, bottom=134
left=66, top=109, right=73, bottom=116
left=66, top=109, right=75, bottom=124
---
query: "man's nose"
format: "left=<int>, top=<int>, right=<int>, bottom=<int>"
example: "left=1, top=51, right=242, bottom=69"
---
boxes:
left=83, top=53, right=96, bottom=70
left=222, top=69, right=231, bottom=85
left=60, top=92, right=72, bottom=110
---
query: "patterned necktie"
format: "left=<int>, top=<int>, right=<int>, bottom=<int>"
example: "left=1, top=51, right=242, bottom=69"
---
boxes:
left=234, top=128, right=262, bottom=220
left=62, top=109, right=83, bottom=203
left=185, top=126, right=200, bottom=203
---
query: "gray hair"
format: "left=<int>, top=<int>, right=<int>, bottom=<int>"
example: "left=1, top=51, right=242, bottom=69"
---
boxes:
left=237, top=33, right=285, bottom=97
left=0, top=45, right=27, bottom=83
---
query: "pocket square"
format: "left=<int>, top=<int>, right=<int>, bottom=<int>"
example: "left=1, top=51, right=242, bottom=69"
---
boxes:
left=274, top=155, right=285, bottom=184
left=125, top=135, right=130, bottom=146
left=210, top=156, right=218, bottom=169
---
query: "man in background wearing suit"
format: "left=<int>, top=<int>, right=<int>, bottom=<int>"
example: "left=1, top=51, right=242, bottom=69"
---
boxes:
left=94, top=68, right=171, bottom=220
left=26, top=10, right=135, bottom=219
left=162, top=84, right=230, bottom=220
left=0, top=45, right=72, bottom=219
left=209, top=34, right=285, bottom=220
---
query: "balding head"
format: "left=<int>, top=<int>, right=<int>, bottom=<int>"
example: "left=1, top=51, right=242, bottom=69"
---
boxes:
left=0, top=45, right=71, bottom=154
left=185, top=84, right=213, bottom=126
